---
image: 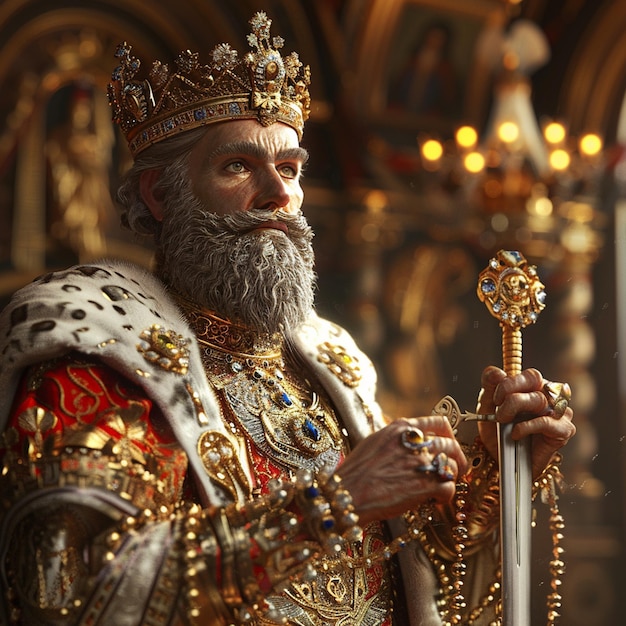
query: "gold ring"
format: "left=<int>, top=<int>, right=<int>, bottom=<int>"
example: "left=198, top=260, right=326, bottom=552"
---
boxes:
left=401, top=427, right=432, bottom=452
left=543, top=381, right=571, bottom=418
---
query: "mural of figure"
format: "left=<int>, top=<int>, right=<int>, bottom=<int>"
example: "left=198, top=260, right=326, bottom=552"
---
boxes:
left=46, top=84, right=115, bottom=262
left=389, top=19, right=459, bottom=117
left=381, top=244, right=475, bottom=415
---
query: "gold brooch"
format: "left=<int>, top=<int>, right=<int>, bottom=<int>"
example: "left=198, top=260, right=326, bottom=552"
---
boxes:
left=137, top=325, right=190, bottom=375
left=197, top=431, right=251, bottom=500
left=317, top=342, right=362, bottom=388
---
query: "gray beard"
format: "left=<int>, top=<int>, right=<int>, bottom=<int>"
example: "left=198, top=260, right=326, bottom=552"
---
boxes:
left=156, top=192, right=317, bottom=335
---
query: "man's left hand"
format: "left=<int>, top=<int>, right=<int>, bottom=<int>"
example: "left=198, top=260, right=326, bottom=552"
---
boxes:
left=475, top=365, right=576, bottom=478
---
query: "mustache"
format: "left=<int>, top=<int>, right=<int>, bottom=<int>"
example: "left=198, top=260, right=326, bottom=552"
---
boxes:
left=200, top=210, right=312, bottom=240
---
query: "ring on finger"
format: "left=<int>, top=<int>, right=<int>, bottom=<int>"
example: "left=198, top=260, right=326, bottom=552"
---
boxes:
left=543, top=381, right=572, bottom=418
left=433, top=452, right=455, bottom=481
left=401, top=427, right=433, bottom=452
left=415, top=452, right=455, bottom=482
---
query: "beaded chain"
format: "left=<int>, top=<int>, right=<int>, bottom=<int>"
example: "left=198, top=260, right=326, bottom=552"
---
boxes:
left=536, top=454, right=566, bottom=625
left=419, top=453, right=566, bottom=626
left=175, top=468, right=437, bottom=624
left=341, top=506, right=435, bottom=571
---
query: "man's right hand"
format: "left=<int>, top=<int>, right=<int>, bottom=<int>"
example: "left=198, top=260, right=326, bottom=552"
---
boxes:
left=336, top=416, right=468, bottom=526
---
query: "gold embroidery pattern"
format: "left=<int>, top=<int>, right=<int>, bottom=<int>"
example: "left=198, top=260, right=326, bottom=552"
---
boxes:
left=197, top=431, right=251, bottom=501
left=261, top=527, right=393, bottom=626
left=1, top=359, right=187, bottom=510
left=63, top=407, right=148, bottom=465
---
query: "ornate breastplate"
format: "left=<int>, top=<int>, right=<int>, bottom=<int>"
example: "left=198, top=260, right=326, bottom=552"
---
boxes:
left=177, top=296, right=349, bottom=475
left=206, top=347, right=347, bottom=474
left=176, top=297, right=395, bottom=625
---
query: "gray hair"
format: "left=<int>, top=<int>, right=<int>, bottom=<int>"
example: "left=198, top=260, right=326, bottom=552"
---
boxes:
left=115, top=127, right=207, bottom=237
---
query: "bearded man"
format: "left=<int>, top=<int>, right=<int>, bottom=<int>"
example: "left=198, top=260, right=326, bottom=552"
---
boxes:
left=0, top=12, right=575, bottom=626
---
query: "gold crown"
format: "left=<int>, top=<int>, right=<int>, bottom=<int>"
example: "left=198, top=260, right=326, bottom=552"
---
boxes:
left=108, top=11, right=311, bottom=157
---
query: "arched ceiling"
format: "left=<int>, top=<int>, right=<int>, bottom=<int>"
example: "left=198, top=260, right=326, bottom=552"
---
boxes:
left=1, top=0, right=625, bottom=156
left=557, top=0, right=626, bottom=135
left=0, top=0, right=623, bottom=278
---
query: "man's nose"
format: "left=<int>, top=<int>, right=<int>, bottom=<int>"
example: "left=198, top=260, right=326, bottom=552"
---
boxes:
left=256, top=169, right=295, bottom=213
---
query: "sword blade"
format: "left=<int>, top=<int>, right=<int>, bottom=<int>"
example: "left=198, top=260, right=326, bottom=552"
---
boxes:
left=499, top=423, right=532, bottom=624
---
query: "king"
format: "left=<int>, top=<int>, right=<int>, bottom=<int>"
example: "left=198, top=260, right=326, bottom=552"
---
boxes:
left=0, top=11, right=575, bottom=625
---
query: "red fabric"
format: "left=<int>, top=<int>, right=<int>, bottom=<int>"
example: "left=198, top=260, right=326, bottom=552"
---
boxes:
left=1, top=352, right=187, bottom=494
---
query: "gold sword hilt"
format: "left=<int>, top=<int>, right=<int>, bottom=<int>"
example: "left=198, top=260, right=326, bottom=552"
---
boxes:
left=476, top=250, right=546, bottom=375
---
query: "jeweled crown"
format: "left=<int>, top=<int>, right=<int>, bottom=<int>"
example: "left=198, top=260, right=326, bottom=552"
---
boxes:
left=108, top=11, right=311, bottom=157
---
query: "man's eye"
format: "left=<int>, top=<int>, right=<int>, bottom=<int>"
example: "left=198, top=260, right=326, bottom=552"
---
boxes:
left=279, top=164, right=298, bottom=178
left=226, top=161, right=245, bottom=173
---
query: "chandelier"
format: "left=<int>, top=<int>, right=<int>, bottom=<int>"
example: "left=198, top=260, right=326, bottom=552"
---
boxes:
left=415, top=17, right=607, bottom=265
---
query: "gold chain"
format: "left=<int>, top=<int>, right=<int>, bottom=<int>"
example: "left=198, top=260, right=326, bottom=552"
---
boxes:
left=419, top=453, right=565, bottom=625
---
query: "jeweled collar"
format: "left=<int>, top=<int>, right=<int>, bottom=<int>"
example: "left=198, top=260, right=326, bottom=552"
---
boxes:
left=171, top=291, right=283, bottom=359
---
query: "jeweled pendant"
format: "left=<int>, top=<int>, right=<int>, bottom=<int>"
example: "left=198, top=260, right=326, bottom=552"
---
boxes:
left=303, top=417, right=321, bottom=442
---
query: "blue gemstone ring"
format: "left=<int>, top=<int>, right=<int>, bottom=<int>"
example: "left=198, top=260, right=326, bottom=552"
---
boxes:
left=415, top=462, right=437, bottom=475
left=415, top=452, right=455, bottom=482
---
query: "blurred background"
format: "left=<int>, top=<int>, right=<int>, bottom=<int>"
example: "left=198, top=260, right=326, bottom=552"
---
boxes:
left=0, top=0, right=624, bottom=622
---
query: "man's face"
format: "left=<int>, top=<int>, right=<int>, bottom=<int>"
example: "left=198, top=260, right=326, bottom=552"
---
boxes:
left=186, top=119, right=308, bottom=219
left=153, top=120, right=316, bottom=335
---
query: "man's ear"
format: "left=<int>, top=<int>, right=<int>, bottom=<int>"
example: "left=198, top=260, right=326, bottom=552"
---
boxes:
left=139, top=169, right=165, bottom=221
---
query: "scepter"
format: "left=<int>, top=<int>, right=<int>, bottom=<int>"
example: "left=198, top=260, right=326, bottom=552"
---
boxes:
left=476, top=250, right=547, bottom=625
